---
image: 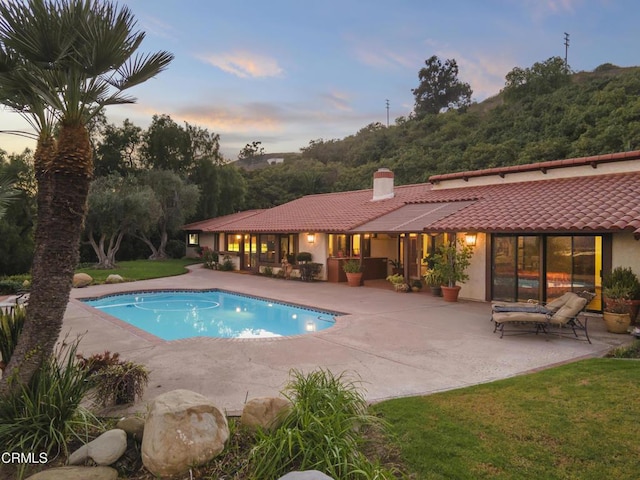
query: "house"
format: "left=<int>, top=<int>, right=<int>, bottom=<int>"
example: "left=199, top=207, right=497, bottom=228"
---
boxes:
left=183, top=151, right=640, bottom=311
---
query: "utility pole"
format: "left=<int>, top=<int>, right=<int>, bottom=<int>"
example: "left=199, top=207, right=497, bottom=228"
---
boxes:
left=385, top=99, right=390, bottom=127
left=564, top=32, right=570, bottom=72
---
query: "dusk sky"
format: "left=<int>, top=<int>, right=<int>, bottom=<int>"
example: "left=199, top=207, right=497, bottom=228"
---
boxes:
left=1, top=0, right=638, bottom=160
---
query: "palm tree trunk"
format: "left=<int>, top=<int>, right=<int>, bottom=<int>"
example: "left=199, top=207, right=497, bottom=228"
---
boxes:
left=0, top=124, right=92, bottom=396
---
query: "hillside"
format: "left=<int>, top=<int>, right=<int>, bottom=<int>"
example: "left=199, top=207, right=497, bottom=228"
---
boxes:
left=239, top=62, right=640, bottom=209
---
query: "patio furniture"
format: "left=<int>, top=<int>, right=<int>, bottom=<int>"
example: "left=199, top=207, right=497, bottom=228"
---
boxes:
left=491, top=291, right=577, bottom=315
left=492, top=291, right=593, bottom=343
left=0, top=291, right=29, bottom=315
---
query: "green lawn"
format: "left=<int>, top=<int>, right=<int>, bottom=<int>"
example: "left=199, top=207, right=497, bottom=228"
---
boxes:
left=76, top=258, right=201, bottom=284
left=373, top=358, right=640, bottom=480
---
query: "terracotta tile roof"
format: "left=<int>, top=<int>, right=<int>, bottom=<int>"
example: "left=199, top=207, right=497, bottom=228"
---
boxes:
left=202, top=184, right=430, bottom=233
left=429, top=150, right=640, bottom=182
left=183, top=210, right=265, bottom=231
left=425, top=172, right=640, bottom=235
left=183, top=161, right=640, bottom=237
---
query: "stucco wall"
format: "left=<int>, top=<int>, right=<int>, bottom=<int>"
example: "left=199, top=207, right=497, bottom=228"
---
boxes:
left=612, top=232, right=640, bottom=275
left=301, top=233, right=328, bottom=280
left=459, top=233, right=487, bottom=302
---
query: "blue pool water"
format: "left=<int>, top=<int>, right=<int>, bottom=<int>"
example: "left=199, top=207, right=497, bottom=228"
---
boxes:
left=82, top=290, right=339, bottom=340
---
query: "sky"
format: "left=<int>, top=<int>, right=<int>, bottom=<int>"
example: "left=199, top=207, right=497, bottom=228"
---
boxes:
left=1, top=0, right=639, bottom=160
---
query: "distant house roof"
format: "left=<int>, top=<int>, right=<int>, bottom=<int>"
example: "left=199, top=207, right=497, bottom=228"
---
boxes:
left=183, top=153, right=640, bottom=237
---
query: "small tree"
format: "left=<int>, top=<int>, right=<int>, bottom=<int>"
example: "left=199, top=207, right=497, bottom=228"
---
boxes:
left=431, top=239, right=474, bottom=287
left=85, top=175, right=161, bottom=268
left=134, top=169, right=199, bottom=259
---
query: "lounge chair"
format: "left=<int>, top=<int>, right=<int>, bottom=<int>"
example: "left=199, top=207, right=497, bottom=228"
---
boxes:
left=491, top=291, right=577, bottom=315
left=492, top=292, right=592, bottom=343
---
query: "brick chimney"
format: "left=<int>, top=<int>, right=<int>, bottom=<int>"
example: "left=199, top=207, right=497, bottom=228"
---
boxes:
left=372, top=168, right=394, bottom=201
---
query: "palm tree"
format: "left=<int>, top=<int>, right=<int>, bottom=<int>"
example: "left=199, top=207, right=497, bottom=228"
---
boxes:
left=0, top=0, right=173, bottom=395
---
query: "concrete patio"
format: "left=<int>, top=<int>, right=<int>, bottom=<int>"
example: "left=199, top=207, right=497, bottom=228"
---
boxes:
left=64, top=264, right=631, bottom=415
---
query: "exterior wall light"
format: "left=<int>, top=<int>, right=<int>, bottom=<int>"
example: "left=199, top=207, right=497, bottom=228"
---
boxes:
left=464, top=233, right=477, bottom=247
left=307, top=233, right=316, bottom=244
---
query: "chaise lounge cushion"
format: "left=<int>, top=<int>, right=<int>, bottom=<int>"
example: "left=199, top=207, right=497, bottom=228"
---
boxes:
left=547, top=295, right=588, bottom=326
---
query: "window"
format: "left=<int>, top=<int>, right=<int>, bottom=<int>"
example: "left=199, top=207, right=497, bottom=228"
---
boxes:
left=259, top=234, right=277, bottom=263
left=227, top=234, right=241, bottom=252
left=187, top=233, right=199, bottom=246
left=328, top=234, right=371, bottom=258
left=280, top=234, right=299, bottom=263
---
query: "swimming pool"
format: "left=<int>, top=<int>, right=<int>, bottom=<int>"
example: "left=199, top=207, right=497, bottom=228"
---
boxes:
left=82, top=290, right=339, bottom=340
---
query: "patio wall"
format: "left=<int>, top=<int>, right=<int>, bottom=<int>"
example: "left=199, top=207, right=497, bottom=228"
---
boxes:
left=459, top=232, right=487, bottom=302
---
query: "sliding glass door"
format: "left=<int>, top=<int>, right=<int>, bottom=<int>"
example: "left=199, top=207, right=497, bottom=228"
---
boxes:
left=492, top=234, right=602, bottom=310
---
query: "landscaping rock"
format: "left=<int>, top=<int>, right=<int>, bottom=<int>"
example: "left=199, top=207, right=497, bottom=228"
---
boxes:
left=116, top=416, right=145, bottom=441
left=240, top=396, right=291, bottom=431
left=278, top=471, right=335, bottom=480
left=25, top=466, right=118, bottom=480
left=105, top=274, right=124, bottom=284
left=68, top=429, right=127, bottom=466
left=141, top=389, right=229, bottom=477
left=72, top=273, right=92, bottom=288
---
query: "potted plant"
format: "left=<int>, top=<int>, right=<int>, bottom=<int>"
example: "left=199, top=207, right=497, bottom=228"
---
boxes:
left=602, top=284, right=632, bottom=333
left=410, top=279, right=423, bottom=292
left=431, top=239, right=474, bottom=302
left=388, top=259, right=403, bottom=275
left=603, top=267, right=640, bottom=322
left=386, top=273, right=409, bottom=292
left=423, top=268, right=443, bottom=296
left=343, top=259, right=363, bottom=287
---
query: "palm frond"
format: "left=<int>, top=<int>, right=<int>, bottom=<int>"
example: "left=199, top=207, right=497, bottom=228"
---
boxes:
left=111, top=51, right=174, bottom=90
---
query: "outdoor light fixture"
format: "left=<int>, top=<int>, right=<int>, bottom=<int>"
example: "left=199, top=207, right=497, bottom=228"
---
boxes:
left=307, top=233, right=316, bottom=244
left=465, top=233, right=477, bottom=247
left=305, top=320, right=316, bottom=332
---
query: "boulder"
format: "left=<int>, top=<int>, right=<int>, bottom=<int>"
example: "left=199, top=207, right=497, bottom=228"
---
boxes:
left=72, top=273, right=92, bottom=288
left=25, top=466, right=118, bottom=480
left=105, top=274, right=124, bottom=284
left=278, top=471, right=335, bottom=480
left=116, top=416, right=145, bottom=441
left=240, top=397, right=291, bottom=431
left=141, top=389, right=229, bottom=477
left=68, top=429, right=127, bottom=466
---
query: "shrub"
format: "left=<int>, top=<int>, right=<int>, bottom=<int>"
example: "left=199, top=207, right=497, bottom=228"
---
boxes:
left=165, top=239, right=186, bottom=259
left=605, top=340, right=640, bottom=358
left=0, top=306, right=26, bottom=372
left=0, top=339, right=100, bottom=476
left=296, top=251, right=312, bottom=263
left=76, top=350, right=121, bottom=375
left=200, top=247, right=219, bottom=270
left=262, top=266, right=274, bottom=277
left=219, top=255, right=235, bottom=271
left=249, top=369, right=395, bottom=479
left=90, top=361, right=149, bottom=406
left=77, top=351, right=149, bottom=406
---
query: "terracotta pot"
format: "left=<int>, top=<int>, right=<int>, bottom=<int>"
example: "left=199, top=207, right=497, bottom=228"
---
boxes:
left=441, top=285, right=462, bottom=302
left=627, top=299, right=640, bottom=323
left=345, top=272, right=363, bottom=287
left=603, top=311, right=631, bottom=334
